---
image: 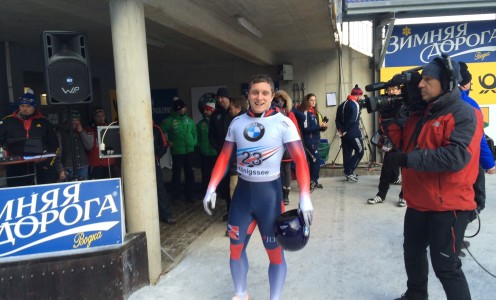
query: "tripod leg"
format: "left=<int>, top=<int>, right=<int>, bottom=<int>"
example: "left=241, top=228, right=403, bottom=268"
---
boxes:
left=331, top=144, right=342, bottom=165
left=359, top=116, right=377, bottom=169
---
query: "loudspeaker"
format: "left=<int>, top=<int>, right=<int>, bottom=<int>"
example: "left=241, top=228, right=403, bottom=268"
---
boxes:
left=42, top=31, right=92, bottom=104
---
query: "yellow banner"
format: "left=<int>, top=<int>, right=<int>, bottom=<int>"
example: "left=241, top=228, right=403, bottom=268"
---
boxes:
left=380, top=63, right=496, bottom=129
left=380, top=62, right=496, bottom=105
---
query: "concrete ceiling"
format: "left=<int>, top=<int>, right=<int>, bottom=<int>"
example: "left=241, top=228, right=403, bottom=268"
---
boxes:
left=1, top=1, right=492, bottom=68
left=343, top=0, right=496, bottom=22
left=0, top=0, right=337, bottom=67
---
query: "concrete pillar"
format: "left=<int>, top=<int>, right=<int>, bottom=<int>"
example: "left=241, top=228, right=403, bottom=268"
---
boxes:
left=108, top=0, right=162, bottom=283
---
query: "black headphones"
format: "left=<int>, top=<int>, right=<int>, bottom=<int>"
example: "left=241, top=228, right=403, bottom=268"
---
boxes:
left=433, top=53, right=457, bottom=92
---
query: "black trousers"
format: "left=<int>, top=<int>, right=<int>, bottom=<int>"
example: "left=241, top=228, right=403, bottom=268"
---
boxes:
left=377, top=151, right=400, bottom=199
left=280, top=160, right=292, bottom=188
left=218, top=175, right=231, bottom=213
left=403, top=208, right=471, bottom=300
left=156, top=163, right=173, bottom=220
left=6, top=163, right=57, bottom=187
left=171, top=152, right=195, bottom=200
left=341, top=135, right=364, bottom=176
left=89, top=165, right=114, bottom=179
left=200, top=154, right=217, bottom=195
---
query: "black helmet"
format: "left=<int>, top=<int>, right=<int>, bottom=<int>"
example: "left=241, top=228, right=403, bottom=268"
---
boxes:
left=274, top=209, right=310, bottom=251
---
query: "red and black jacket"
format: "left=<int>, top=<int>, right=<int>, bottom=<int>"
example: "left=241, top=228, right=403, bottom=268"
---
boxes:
left=386, top=88, right=483, bottom=212
left=0, top=110, right=59, bottom=155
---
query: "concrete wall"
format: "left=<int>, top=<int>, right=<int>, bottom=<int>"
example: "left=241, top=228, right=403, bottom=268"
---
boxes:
left=0, top=43, right=374, bottom=165
left=285, top=47, right=376, bottom=165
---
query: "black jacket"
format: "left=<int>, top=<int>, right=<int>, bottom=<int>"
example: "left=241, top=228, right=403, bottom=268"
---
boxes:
left=0, top=110, right=59, bottom=154
left=208, top=106, right=232, bottom=153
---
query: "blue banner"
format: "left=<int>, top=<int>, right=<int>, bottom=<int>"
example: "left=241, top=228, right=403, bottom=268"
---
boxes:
left=0, top=178, right=125, bottom=260
left=151, top=88, right=178, bottom=124
left=385, top=20, right=496, bottom=67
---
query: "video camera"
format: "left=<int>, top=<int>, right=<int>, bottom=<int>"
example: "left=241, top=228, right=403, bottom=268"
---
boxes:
left=359, top=67, right=423, bottom=114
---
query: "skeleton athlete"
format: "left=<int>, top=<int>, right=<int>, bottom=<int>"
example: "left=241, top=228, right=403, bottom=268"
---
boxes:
left=203, top=74, right=313, bottom=300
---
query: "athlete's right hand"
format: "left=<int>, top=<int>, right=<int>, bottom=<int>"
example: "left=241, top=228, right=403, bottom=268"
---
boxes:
left=203, top=191, right=217, bottom=215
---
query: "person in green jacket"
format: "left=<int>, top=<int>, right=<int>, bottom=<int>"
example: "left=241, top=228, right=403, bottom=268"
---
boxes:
left=196, top=99, right=218, bottom=195
left=161, top=98, right=198, bottom=202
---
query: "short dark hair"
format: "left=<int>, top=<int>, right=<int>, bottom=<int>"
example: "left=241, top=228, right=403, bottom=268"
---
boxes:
left=248, top=74, right=275, bottom=93
left=230, top=96, right=249, bottom=111
left=92, top=107, right=104, bottom=116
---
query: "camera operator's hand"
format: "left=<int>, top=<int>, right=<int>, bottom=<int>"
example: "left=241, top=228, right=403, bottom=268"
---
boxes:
left=383, top=152, right=408, bottom=169
left=485, top=166, right=496, bottom=174
left=468, top=205, right=484, bottom=222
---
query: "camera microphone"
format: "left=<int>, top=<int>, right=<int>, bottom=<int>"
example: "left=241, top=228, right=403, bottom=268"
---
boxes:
left=365, top=82, right=388, bottom=92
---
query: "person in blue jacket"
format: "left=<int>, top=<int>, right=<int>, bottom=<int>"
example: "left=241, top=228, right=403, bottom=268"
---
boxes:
left=294, top=94, right=328, bottom=190
left=458, top=61, right=495, bottom=256
left=335, top=85, right=365, bottom=182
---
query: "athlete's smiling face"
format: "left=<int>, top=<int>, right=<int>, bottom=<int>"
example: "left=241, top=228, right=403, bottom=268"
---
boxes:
left=248, top=82, right=274, bottom=114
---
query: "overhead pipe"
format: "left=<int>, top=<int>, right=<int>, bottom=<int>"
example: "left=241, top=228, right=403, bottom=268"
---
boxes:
left=4, top=41, right=14, bottom=103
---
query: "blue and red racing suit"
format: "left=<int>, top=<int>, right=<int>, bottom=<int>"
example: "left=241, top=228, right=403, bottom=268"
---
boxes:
left=204, top=108, right=312, bottom=299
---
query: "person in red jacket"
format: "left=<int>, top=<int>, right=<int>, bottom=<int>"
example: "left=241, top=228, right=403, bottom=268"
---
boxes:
left=0, top=91, right=59, bottom=186
left=273, top=90, right=300, bottom=205
left=85, top=107, right=118, bottom=179
left=384, top=56, right=483, bottom=300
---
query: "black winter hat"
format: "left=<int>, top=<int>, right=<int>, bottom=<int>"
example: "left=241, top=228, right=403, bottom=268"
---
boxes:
left=458, top=62, right=472, bottom=86
left=172, top=99, right=186, bottom=111
left=421, top=57, right=461, bottom=91
left=216, top=87, right=230, bottom=98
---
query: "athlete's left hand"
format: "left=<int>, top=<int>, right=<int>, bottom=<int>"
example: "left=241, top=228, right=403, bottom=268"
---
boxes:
left=299, top=196, right=313, bottom=227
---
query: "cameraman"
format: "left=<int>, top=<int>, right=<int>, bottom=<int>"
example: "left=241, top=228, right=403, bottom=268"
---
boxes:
left=367, top=85, right=404, bottom=206
left=384, top=57, right=483, bottom=300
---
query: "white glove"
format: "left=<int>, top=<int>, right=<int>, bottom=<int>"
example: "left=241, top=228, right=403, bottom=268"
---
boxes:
left=203, top=191, right=217, bottom=215
left=298, top=195, right=313, bottom=227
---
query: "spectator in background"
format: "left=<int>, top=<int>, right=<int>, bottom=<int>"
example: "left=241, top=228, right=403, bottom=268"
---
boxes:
left=161, top=98, right=197, bottom=202
left=458, top=61, right=496, bottom=257
left=153, top=122, right=176, bottom=224
left=0, top=90, right=59, bottom=186
left=335, top=85, right=364, bottom=183
left=295, top=93, right=327, bottom=191
left=209, top=87, right=232, bottom=220
left=227, top=96, right=249, bottom=199
left=274, top=90, right=300, bottom=204
left=60, top=111, right=92, bottom=181
left=86, top=107, right=118, bottom=179
left=307, top=93, right=328, bottom=167
left=367, top=85, right=405, bottom=206
left=197, top=99, right=218, bottom=196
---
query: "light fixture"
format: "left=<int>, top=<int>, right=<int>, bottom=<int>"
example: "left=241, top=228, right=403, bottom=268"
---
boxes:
left=236, top=15, right=264, bottom=39
left=41, top=93, right=48, bottom=106
left=146, top=38, right=165, bottom=48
